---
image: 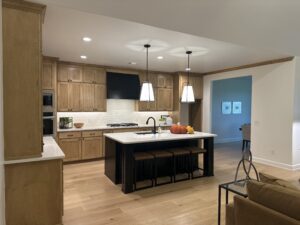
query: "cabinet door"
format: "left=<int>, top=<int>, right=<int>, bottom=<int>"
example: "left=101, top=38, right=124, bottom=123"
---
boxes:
left=94, top=68, right=106, bottom=84
left=138, top=88, right=157, bottom=111
left=58, top=64, right=82, bottom=82
left=94, top=84, right=106, bottom=111
left=190, top=76, right=203, bottom=99
left=68, top=83, right=81, bottom=111
left=81, top=83, right=94, bottom=111
left=57, top=65, right=69, bottom=82
left=58, top=138, right=82, bottom=162
left=82, top=67, right=96, bottom=83
left=57, top=82, right=69, bottom=112
left=165, top=74, right=173, bottom=88
left=157, top=74, right=166, bottom=88
left=82, top=137, right=102, bottom=159
left=157, top=88, right=173, bottom=111
left=42, top=62, right=55, bottom=90
left=139, top=72, right=157, bottom=87
left=69, top=65, right=82, bottom=82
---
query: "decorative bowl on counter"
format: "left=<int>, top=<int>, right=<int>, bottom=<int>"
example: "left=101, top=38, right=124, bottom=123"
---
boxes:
left=74, top=123, right=84, bottom=129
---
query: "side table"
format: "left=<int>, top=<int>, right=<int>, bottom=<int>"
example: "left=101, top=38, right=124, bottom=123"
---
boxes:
left=218, top=180, right=248, bottom=225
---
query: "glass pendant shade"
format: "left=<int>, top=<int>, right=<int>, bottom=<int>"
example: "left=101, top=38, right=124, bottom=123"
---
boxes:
left=181, top=84, right=195, bottom=103
left=140, top=82, right=155, bottom=101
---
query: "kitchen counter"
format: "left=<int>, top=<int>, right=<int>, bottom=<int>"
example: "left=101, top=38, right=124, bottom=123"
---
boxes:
left=104, top=130, right=216, bottom=144
left=104, top=130, right=216, bottom=193
left=57, top=124, right=171, bottom=132
left=5, top=136, right=65, bottom=165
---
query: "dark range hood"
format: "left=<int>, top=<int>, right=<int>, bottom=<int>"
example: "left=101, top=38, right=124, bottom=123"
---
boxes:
left=106, top=72, right=141, bottom=100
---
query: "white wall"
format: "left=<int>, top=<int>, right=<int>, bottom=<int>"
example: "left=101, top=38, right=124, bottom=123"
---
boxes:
left=0, top=0, right=5, bottom=223
left=57, top=99, right=170, bottom=127
left=203, top=60, right=298, bottom=170
left=292, top=57, right=300, bottom=168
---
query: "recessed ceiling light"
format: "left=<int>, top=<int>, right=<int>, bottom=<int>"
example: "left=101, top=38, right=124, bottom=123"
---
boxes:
left=82, top=37, right=92, bottom=42
left=129, top=62, right=137, bottom=65
left=80, top=55, right=87, bottom=59
left=185, top=67, right=191, bottom=71
left=157, top=56, right=164, bottom=60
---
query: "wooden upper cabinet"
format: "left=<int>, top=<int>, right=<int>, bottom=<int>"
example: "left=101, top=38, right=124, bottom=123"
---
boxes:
left=3, top=1, right=44, bottom=160
left=157, top=74, right=173, bottom=88
left=81, top=83, right=95, bottom=111
left=157, top=88, right=173, bottom=111
left=57, top=82, right=69, bottom=112
left=139, top=72, right=157, bottom=87
left=94, top=84, right=106, bottom=111
left=138, top=88, right=157, bottom=111
left=179, top=75, right=203, bottom=99
left=42, top=60, right=57, bottom=90
left=58, top=64, right=82, bottom=82
left=190, top=76, right=203, bottom=99
left=68, top=83, right=81, bottom=111
left=83, top=67, right=106, bottom=84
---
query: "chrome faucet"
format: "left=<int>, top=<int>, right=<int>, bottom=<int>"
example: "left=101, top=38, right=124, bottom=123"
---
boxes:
left=146, top=117, right=157, bottom=134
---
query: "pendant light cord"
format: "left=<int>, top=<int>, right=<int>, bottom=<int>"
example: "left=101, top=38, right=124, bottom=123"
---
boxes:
left=187, top=53, right=190, bottom=85
left=144, top=44, right=151, bottom=102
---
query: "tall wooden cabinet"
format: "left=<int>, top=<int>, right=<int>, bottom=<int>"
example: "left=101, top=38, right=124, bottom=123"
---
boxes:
left=3, top=1, right=63, bottom=225
left=3, top=0, right=44, bottom=160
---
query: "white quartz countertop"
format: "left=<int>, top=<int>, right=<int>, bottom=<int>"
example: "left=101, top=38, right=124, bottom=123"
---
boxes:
left=104, top=130, right=217, bottom=144
left=4, top=136, right=65, bottom=165
left=57, top=124, right=171, bottom=132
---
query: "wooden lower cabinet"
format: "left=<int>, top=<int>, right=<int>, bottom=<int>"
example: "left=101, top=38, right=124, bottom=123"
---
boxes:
left=58, top=131, right=104, bottom=162
left=82, top=137, right=102, bottom=159
left=5, top=159, right=63, bottom=225
left=58, top=137, right=82, bottom=162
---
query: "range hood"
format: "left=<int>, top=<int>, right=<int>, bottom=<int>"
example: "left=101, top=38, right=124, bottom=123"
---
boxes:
left=106, top=72, right=141, bottom=100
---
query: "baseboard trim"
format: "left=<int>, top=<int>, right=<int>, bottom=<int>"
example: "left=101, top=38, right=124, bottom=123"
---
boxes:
left=253, top=157, right=300, bottom=171
left=215, top=137, right=242, bottom=144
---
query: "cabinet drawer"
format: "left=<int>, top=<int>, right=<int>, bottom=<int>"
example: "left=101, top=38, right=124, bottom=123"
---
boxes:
left=58, top=132, right=81, bottom=139
left=82, top=130, right=102, bottom=137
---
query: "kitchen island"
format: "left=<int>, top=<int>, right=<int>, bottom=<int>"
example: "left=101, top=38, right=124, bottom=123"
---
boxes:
left=104, top=130, right=216, bottom=193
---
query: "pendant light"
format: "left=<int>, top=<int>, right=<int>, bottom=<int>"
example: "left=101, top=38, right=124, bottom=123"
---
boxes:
left=181, top=51, right=195, bottom=103
left=140, top=44, right=155, bottom=102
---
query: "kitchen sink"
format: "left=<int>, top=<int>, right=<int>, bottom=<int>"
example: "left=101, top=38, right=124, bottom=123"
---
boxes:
left=135, top=131, right=155, bottom=135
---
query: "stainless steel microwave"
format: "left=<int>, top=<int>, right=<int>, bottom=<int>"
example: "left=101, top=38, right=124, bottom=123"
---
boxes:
left=42, top=90, right=55, bottom=112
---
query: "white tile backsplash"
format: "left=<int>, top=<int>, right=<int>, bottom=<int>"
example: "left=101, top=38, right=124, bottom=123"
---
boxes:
left=57, top=99, right=170, bottom=127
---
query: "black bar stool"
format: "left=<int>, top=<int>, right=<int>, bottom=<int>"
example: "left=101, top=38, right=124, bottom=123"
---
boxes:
left=149, top=150, right=173, bottom=186
left=185, top=147, right=207, bottom=179
left=168, top=148, right=191, bottom=182
left=133, top=152, right=154, bottom=191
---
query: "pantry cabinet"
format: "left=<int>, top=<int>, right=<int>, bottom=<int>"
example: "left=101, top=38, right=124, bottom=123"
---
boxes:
left=157, top=74, right=173, bottom=88
left=42, top=57, right=57, bottom=90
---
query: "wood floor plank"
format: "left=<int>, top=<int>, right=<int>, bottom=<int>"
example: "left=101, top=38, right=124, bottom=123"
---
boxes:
left=63, top=142, right=300, bottom=225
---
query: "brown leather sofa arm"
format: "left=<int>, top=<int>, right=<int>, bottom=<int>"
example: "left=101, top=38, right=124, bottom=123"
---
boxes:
left=234, top=196, right=300, bottom=225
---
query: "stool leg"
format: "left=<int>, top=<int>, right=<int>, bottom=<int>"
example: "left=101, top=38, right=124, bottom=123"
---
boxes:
left=134, top=160, right=137, bottom=191
left=173, top=155, right=177, bottom=182
left=154, top=158, right=158, bottom=186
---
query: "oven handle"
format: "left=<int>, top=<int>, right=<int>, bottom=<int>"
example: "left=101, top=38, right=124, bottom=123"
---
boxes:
left=43, top=116, right=55, bottom=119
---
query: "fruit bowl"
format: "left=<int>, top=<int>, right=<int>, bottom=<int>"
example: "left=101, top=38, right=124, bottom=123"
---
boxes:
left=74, top=123, right=84, bottom=128
left=170, top=124, right=194, bottom=134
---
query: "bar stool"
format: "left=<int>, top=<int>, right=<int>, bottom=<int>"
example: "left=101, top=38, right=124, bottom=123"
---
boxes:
left=185, top=146, right=207, bottom=179
left=149, top=150, right=173, bottom=186
left=133, top=152, right=154, bottom=191
left=168, top=148, right=191, bottom=182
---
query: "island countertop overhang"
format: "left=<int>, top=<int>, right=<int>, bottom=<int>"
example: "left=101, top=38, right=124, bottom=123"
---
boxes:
left=104, top=131, right=217, bottom=144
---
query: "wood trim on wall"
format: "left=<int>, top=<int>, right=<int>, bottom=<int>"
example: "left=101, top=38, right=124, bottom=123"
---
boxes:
left=202, top=57, right=294, bottom=76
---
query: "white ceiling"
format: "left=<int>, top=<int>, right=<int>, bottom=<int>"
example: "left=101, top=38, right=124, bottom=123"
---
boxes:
left=38, top=3, right=290, bottom=73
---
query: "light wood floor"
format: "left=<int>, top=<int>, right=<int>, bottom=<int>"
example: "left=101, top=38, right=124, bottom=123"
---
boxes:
left=63, top=142, right=300, bottom=225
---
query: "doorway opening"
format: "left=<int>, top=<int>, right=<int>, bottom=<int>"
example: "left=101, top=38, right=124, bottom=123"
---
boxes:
left=211, top=76, right=252, bottom=149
